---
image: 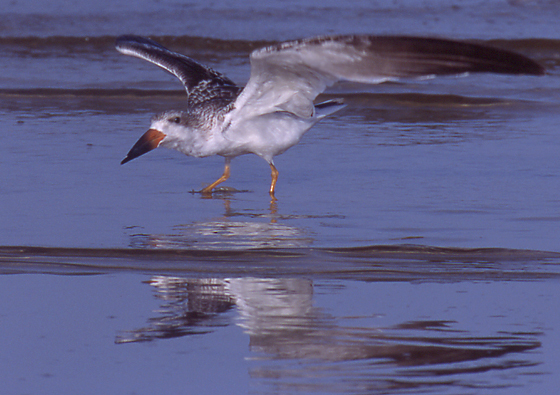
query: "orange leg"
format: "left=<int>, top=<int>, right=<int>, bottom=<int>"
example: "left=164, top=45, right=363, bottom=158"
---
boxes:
left=269, top=163, right=279, bottom=198
left=201, top=158, right=231, bottom=194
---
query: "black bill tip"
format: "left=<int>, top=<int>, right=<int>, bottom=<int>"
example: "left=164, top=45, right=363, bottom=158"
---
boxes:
left=120, top=128, right=166, bottom=165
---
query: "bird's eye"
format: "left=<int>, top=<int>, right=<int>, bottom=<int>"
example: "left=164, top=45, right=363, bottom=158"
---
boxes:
left=170, top=116, right=181, bottom=124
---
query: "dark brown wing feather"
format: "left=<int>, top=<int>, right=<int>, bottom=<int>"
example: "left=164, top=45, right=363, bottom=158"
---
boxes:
left=116, top=35, right=240, bottom=108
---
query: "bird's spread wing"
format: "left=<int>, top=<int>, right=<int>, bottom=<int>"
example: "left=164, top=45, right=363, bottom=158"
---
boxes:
left=230, top=35, right=545, bottom=121
left=116, top=35, right=239, bottom=107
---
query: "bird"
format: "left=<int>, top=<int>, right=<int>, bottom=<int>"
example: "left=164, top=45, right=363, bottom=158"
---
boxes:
left=116, top=34, right=544, bottom=197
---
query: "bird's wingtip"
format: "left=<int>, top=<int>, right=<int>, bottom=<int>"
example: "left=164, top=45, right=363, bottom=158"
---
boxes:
left=533, top=63, right=547, bottom=76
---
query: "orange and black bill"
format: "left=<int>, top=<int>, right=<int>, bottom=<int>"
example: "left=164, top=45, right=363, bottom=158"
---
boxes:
left=121, top=129, right=166, bottom=165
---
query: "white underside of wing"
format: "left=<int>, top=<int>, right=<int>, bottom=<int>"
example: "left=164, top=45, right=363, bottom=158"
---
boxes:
left=231, top=40, right=393, bottom=123
left=220, top=38, right=394, bottom=157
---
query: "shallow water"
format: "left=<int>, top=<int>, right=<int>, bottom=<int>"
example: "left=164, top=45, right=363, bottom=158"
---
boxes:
left=2, top=246, right=560, bottom=394
left=1, top=0, right=560, bottom=394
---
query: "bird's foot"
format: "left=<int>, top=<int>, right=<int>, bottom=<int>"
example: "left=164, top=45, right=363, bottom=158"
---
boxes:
left=190, top=186, right=250, bottom=196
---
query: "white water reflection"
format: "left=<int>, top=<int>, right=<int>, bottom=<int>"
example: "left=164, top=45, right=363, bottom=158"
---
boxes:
left=127, top=197, right=323, bottom=250
left=130, top=221, right=313, bottom=250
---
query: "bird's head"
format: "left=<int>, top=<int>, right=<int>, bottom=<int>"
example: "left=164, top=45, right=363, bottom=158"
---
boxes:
left=120, top=110, right=190, bottom=165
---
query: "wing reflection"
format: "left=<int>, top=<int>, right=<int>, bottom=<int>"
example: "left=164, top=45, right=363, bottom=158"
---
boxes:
left=116, top=278, right=235, bottom=342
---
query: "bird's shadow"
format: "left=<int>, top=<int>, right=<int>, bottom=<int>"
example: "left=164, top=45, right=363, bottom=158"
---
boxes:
left=189, top=186, right=252, bottom=198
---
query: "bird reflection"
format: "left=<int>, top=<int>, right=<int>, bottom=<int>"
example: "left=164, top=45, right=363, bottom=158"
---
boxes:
left=115, top=275, right=540, bottom=392
left=117, top=275, right=539, bottom=360
left=128, top=196, right=315, bottom=250
left=115, top=277, right=314, bottom=344
left=120, top=195, right=541, bottom=391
